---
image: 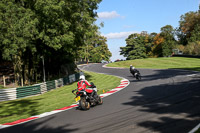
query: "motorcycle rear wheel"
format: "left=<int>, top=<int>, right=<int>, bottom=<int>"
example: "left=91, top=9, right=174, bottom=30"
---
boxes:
left=97, top=96, right=103, bottom=105
left=136, top=74, right=141, bottom=81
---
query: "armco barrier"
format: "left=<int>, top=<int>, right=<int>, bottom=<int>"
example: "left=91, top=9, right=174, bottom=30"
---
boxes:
left=40, top=82, right=47, bottom=94
left=75, top=73, right=80, bottom=81
left=16, top=85, right=41, bottom=99
left=0, top=72, right=84, bottom=102
left=46, top=80, right=56, bottom=91
left=55, top=78, right=63, bottom=88
left=69, top=74, right=75, bottom=83
left=0, top=88, right=17, bottom=102
left=63, top=76, right=69, bottom=85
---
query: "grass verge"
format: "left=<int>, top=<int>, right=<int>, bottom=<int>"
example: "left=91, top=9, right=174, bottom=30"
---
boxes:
left=0, top=85, right=9, bottom=89
left=0, top=85, right=4, bottom=89
left=107, top=57, right=200, bottom=71
left=0, top=71, right=121, bottom=124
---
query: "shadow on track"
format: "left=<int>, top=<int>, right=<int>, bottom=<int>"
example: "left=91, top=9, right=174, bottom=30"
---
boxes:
left=123, top=74, right=200, bottom=133
left=1, top=116, right=79, bottom=133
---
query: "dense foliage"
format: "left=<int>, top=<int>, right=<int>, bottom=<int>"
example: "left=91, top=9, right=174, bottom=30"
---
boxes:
left=77, top=25, right=111, bottom=63
left=177, top=6, right=200, bottom=55
left=120, top=25, right=176, bottom=59
left=0, top=0, right=111, bottom=86
left=120, top=33, right=147, bottom=60
left=120, top=5, right=200, bottom=60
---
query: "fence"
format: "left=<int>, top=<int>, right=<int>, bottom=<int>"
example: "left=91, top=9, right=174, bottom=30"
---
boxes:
left=0, top=72, right=84, bottom=102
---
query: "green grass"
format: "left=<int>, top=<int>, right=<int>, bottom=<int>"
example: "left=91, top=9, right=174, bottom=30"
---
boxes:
left=0, top=85, right=9, bottom=89
left=0, top=71, right=121, bottom=124
left=0, top=85, right=5, bottom=89
left=107, top=57, right=200, bottom=71
left=0, top=85, right=15, bottom=89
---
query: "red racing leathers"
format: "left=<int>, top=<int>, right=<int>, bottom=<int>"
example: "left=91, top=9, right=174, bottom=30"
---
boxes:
left=77, top=80, right=93, bottom=93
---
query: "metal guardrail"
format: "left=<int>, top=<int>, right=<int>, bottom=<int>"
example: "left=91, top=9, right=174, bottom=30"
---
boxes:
left=0, top=72, right=83, bottom=102
left=16, top=85, right=41, bottom=99
left=46, top=80, right=56, bottom=91
left=0, top=88, right=16, bottom=101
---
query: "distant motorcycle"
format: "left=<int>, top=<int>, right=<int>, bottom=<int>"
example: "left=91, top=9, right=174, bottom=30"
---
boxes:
left=131, top=70, right=142, bottom=81
left=72, top=83, right=103, bottom=110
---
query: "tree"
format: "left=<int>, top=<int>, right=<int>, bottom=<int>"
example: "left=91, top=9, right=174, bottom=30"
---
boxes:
left=189, top=24, right=200, bottom=42
left=0, top=0, right=103, bottom=85
left=0, top=0, right=39, bottom=85
left=145, top=32, right=157, bottom=56
left=178, top=6, right=200, bottom=44
left=89, top=36, right=112, bottom=62
left=160, top=25, right=176, bottom=57
left=150, top=33, right=164, bottom=57
left=120, top=33, right=147, bottom=60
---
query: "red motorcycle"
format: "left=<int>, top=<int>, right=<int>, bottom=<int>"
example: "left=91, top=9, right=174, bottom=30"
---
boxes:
left=72, top=83, right=103, bottom=110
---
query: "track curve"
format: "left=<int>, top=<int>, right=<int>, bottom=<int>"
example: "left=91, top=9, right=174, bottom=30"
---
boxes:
left=1, top=63, right=200, bottom=133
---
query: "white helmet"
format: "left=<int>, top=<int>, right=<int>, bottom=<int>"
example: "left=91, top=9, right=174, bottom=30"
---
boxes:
left=79, top=75, right=85, bottom=80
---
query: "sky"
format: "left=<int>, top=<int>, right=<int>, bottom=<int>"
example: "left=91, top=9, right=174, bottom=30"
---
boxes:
left=96, top=0, right=200, bottom=61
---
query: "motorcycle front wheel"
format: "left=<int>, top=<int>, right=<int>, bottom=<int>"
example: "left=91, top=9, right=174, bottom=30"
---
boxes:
left=79, top=97, right=90, bottom=110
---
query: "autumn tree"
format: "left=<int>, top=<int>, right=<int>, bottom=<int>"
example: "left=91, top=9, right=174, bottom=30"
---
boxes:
left=176, top=5, right=200, bottom=55
left=178, top=6, right=200, bottom=44
left=150, top=33, right=164, bottom=57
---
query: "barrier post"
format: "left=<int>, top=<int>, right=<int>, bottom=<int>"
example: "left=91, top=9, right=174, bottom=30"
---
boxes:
left=3, top=75, right=6, bottom=87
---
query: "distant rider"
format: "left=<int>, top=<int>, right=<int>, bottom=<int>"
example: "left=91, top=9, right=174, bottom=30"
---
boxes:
left=130, top=65, right=139, bottom=77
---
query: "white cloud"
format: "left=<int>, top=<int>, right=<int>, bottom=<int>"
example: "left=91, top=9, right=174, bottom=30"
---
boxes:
left=97, top=11, right=123, bottom=19
left=102, top=31, right=139, bottom=39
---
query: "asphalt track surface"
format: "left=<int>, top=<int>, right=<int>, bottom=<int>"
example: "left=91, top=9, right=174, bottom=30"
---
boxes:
left=1, top=63, right=200, bottom=133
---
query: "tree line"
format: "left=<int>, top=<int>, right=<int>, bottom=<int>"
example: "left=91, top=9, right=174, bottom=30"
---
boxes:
left=0, top=0, right=111, bottom=86
left=120, top=5, right=200, bottom=60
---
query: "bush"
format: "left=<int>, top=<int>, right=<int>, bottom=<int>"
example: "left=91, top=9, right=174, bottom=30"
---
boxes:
left=176, top=45, right=185, bottom=52
left=184, top=41, right=200, bottom=55
left=193, top=41, right=200, bottom=55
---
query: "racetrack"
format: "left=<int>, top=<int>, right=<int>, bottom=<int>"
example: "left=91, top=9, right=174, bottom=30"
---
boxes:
left=1, top=63, right=200, bottom=133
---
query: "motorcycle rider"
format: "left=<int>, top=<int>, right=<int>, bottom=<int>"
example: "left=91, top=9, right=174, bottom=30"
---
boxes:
left=73, top=75, right=97, bottom=99
left=77, top=75, right=91, bottom=90
left=130, top=65, right=139, bottom=77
